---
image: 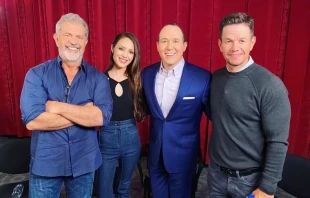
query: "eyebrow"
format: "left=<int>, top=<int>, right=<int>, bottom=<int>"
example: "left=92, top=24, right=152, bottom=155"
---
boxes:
left=63, top=32, right=84, bottom=36
left=159, top=38, right=181, bottom=40
left=117, top=44, right=134, bottom=50
left=224, top=37, right=247, bottom=40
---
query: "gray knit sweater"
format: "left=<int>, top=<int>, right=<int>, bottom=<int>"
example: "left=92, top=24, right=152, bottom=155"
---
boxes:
left=209, top=63, right=291, bottom=195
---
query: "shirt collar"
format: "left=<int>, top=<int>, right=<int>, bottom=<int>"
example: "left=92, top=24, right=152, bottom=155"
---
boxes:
left=57, top=56, right=86, bottom=72
left=159, top=57, right=185, bottom=77
left=226, top=56, right=254, bottom=73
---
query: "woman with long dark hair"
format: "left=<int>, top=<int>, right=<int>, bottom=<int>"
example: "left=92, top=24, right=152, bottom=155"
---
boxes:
left=97, top=32, right=145, bottom=198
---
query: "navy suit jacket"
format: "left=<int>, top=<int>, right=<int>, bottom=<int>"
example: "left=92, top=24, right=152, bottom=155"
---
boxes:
left=142, top=61, right=211, bottom=173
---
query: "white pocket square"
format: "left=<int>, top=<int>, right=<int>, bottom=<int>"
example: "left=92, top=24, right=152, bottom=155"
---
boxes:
left=183, top=97, right=195, bottom=100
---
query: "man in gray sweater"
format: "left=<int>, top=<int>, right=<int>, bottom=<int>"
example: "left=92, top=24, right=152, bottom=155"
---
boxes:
left=208, top=12, right=291, bottom=198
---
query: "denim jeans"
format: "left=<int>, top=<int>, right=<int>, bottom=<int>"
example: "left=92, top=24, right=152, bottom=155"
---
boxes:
left=29, top=157, right=94, bottom=198
left=207, top=161, right=262, bottom=198
left=97, top=119, right=141, bottom=198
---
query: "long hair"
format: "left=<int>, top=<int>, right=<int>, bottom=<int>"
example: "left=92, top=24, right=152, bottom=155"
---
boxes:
left=106, top=32, right=146, bottom=122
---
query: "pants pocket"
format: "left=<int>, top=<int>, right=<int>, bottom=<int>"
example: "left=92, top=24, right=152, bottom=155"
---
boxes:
left=240, top=171, right=262, bottom=186
left=124, top=124, right=140, bottom=145
left=99, top=128, right=118, bottom=148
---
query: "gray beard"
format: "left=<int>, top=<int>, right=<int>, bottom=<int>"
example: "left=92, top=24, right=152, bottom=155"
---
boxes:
left=59, top=48, right=83, bottom=62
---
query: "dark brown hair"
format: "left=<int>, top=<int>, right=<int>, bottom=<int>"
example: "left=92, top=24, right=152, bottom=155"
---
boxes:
left=220, top=12, right=254, bottom=39
left=107, top=32, right=146, bottom=122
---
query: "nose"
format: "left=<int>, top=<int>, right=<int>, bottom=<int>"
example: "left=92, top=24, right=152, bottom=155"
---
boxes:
left=231, top=41, right=239, bottom=51
left=122, top=51, right=128, bottom=58
left=167, top=41, right=173, bottom=50
left=68, top=36, right=78, bottom=45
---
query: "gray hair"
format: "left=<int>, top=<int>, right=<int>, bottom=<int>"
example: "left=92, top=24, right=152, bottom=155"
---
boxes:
left=55, top=13, right=89, bottom=39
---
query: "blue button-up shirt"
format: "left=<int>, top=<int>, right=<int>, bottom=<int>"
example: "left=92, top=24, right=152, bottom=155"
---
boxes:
left=20, top=57, right=113, bottom=177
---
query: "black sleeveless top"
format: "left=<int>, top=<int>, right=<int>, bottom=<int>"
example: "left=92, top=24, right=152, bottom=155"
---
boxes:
left=106, top=72, right=134, bottom=121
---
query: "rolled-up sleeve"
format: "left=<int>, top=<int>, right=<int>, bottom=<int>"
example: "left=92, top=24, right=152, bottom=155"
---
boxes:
left=94, top=73, right=113, bottom=126
left=20, top=68, right=47, bottom=124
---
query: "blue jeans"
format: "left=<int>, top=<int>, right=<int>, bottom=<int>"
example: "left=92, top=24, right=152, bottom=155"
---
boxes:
left=97, top=119, right=141, bottom=198
left=29, top=157, right=94, bottom=198
left=207, top=161, right=262, bottom=198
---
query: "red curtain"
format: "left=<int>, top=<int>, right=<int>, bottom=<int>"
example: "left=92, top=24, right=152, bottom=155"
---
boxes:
left=0, top=0, right=309, bottom=159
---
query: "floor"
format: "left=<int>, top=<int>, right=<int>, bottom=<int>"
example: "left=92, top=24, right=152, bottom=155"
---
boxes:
left=0, top=158, right=296, bottom=198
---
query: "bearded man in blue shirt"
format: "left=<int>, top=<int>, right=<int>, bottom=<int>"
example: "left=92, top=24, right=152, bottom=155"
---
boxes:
left=20, top=13, right=113, bottom=198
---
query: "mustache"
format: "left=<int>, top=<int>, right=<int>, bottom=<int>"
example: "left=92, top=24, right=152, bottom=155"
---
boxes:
left=66, top=45, right=81, bottom=49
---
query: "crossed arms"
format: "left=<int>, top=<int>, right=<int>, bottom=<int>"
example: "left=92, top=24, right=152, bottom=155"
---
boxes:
left=20, top=68, right=112, bottom=131
left=25, top=101, right=103, bottom=130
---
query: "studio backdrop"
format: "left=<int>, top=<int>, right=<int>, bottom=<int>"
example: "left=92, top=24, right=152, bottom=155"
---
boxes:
left=0, top=0, right=309, bottom=159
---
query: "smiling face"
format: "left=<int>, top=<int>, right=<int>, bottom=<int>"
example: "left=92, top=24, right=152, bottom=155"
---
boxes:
left=53, top=21, right=88, bottom=64
left=157, top=25, right=187, bottom=71
left=218, top=23, right=256, bottom=72
left=112, top=37, right=135, bottom=69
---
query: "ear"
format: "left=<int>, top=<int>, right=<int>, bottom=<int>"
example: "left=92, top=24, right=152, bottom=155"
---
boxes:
left=183, top=41, right=188, bottom=52
left=218, top=39, right=222, bottom=52
left=156, top=41, right=160, bottom=53
left=111, top=44, right=114, bottom=53
left=53, top=33, right=59, bottom=47
left=250, top=36, right=256, bottom=51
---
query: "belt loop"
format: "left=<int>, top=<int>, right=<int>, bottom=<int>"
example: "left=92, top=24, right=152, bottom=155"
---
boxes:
left=236, top=170, right=241, bottom=178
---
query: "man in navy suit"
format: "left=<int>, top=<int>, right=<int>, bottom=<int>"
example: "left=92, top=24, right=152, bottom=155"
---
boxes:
left=142, top=24, right=212, bottom=198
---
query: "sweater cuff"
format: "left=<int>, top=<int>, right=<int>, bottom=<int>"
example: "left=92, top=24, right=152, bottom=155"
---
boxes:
left=259, top=173, right=278, bottom=195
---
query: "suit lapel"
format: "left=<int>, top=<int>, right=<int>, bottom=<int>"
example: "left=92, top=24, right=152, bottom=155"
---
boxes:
left=167, top=63, right=192, bottom=118
left=148, top=63, right=165, bottom=119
